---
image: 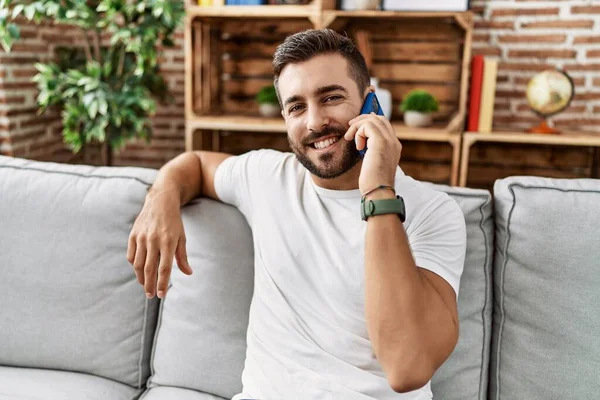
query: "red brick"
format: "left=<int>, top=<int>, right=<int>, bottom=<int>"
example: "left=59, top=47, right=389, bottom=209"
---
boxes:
left=514, top=76, right=585, bottom=86
left=473, top=47, right=502, bottom=57
left=594, top=105, right=600, bottom=113
left=508, top=49, right=577, bottom=59
left=494, top=115, right=541, bottom=124
left=593, top=78, right=600, bottom=87
left=496, top=89, right=526, bottom=98
left=491, top=8, right=559, bottom=17
left=9, top=44, right=51, bottom=53
left=475, top=20, right=515, bottom=29
left=553, top=118, right=600, bottom=127
left=473, top=33, right=491, bottom=43
left=4, top=107, right=38, bottom=117
left=470, top=6, right=485, bottom=16
left=587, top=50, right=600, bottom=58
left=20, top=116, right=59, bottom=129
left=0, top=81, right=37, bottom=90
left=522, top=20, right=594, bottom=29
left=564, top=64, right=600, bottom=72
left=495, top=103, right=511, bottom=111
left=0, top=96, right=26, bottom=104
left=574, top=92, right=600, bottom=101
left=574, top=36, right=600, bottom=44
left=0, top=71, right=6, bottom=78
left=12, top=68, right=38, bottom=78
left=517, top=103, right=586, bottom=113
left=497, top=34, right=566, bottom=43
left=0, top=56, right=40, bottom=64
left=571, top=6, right=600, bottom=14
left=499, top=63, right=553, bottom=72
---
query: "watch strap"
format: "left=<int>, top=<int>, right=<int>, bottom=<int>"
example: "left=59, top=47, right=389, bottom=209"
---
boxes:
left=361, top=195, right=406, bottom=222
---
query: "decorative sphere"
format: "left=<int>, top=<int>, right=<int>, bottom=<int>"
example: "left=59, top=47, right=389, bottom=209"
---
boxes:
left=526, top=69, right=574, bottom=117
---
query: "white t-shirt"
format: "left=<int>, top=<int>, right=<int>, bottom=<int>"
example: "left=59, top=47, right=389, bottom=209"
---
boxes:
left=214, top=149, right=466, bottom=400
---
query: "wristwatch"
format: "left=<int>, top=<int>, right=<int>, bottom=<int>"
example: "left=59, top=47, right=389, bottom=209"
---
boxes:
left=361, top=195, right=406, bottom=222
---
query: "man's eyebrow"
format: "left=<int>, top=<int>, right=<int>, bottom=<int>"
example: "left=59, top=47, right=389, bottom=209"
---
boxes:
left=315, top=85, right=348, bottom=96
left=283, top=85, right=349, bottom=108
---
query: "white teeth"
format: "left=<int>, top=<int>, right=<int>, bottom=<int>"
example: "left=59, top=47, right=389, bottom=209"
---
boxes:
left=314, top=136, right=339, bottom=149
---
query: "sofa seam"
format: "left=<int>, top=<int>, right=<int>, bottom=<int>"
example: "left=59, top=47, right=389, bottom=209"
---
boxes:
left=147, top=285, right=168, bottom=386
left=494, top=184, right=516, bottom=400
left=0, top=164, right=153, bottom=187
left=477, top=194, right=492, bottom=400
left=137, top=297, right=150, bottom=389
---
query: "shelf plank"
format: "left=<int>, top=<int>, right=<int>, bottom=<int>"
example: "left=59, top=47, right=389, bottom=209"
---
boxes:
left=186, top=115, right=457, bottom=142
left=465, top=131, right=600, bottom=147
left=326, top=10, right=467, bottom=19
left=186, top=5, right=316, bottom=18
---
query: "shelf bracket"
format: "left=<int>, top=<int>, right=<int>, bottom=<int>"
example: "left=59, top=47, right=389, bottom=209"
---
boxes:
left=454, top=12, right=473, bottom=31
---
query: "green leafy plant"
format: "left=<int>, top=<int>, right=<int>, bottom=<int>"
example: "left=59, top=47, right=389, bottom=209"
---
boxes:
left=400, top=89, right=439, bottom=114
left=256, top=85, right=279, bottom=105
left=0, top=0, right=184, bottom=165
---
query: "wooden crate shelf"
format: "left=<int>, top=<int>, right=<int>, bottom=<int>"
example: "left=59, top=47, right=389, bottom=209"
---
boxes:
left=184, top=9, right=473, bottom=186
left=459, top=130, right=600, bottom=188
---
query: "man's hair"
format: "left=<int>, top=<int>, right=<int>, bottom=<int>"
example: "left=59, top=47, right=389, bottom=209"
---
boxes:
left=272, top=29, right=370, bottom=106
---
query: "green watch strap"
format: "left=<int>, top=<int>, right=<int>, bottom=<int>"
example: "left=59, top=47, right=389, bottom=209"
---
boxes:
left=361, top=195, right=406, bottom=222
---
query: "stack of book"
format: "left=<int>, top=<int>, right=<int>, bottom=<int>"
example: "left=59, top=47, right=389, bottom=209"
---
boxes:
left=467, top=55, right=498, bottom=134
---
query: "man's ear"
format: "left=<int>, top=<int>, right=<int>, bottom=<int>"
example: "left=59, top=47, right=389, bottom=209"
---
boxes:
left=364, top=85, right=376, bottom=97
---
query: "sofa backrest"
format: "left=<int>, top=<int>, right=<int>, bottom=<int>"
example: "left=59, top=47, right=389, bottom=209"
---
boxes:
left=490, top=176, right=600, bottom=400
left=426, top=184, right=495, bottom=400
left=0, top=155, right=159, bottom=389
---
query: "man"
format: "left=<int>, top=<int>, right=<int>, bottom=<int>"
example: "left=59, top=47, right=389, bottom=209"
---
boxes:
left=127, top=29, right=466, bottom=399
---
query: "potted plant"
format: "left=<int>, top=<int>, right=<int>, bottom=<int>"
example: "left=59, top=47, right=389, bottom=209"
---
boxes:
left=256, top=85, right=281, bottom=118
left=0, top=0, right=184, bottom=166
left=400, top=89, right=439, bottom=127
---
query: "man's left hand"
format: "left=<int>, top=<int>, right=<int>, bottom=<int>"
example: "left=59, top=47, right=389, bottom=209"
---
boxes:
left=344, top=112, right=402, bottom=194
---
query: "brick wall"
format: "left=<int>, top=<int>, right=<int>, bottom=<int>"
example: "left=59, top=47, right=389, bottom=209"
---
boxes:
left=471, top=0, right=600, bottom=132
left=1, top=1, right=599, bottom=167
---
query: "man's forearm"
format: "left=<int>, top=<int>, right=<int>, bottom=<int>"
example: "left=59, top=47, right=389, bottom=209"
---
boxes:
left=364, top=192, right=457, bottom=392
left=149, top=151, right=203, bottom=206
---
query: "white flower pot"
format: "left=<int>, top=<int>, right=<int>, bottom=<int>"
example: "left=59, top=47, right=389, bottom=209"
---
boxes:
left=259, top=103, right=281, bottom=118
left=403, top=111, right=433, bottom=127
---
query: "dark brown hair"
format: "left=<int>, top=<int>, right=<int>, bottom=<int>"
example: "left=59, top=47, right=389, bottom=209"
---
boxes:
left=272, top=29, right=370, bottom=106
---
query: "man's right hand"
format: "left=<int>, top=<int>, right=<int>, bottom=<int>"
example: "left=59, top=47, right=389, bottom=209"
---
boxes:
left=127, top=186, right=193, bottom=299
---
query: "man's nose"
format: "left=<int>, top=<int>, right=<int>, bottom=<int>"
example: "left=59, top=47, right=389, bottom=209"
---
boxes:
left=306, top=105, right=330, bottom=133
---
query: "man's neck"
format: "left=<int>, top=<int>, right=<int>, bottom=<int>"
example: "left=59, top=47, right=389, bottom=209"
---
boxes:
left=310, top=160, right=363, bottom=191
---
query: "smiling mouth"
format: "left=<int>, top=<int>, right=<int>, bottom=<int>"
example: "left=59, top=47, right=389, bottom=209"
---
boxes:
left=310, top=135, right=341, bottom=150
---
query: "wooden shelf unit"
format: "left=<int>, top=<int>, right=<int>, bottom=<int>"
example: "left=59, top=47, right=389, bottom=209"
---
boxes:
left=184, top=7, right=473, bottom=186
left=459, top=130, right=600, bottom=187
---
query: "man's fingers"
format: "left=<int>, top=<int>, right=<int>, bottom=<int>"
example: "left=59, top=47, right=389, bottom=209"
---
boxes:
left=133, top=240, right=147, bottom=285
left=175, top=237, right=193, bottom=275
left=156, top=244, right=175, bottom=299
left=127, top=234, right=136, bottom=265
left=144, top=244, right=159, bottom=298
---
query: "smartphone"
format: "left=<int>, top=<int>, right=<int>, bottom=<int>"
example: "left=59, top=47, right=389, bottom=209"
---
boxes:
left=358, top=92, right=385, bottom=158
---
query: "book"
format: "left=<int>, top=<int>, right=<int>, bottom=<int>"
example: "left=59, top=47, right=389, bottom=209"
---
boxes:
left=467, top=55, right=484, bottom=132
left=478, top=57, right=498, bottom=134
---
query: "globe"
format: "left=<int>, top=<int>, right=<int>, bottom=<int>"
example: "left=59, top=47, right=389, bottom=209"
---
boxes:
left=526, top=69, right=575, bottom=134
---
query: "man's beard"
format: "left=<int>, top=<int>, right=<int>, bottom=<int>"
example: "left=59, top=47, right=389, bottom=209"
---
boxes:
left=288, top=125, right=361, bottom=179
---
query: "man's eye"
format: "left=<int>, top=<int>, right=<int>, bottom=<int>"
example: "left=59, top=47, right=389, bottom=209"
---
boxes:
left=324, top=95, right=343, bottom=103
left=289, top=104, right=304, bottom=113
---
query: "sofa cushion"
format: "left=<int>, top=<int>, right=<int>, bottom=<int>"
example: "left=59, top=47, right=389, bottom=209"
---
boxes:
left=140, top=387, right=226, bottom=400
left=425, top=184, right=494, bottom=400
left=491, top=177, right=600, bottom=399
left=0, top=156, right=159, bottom=388
left=0, top=366, right=141, bottom=400
left=148, top=198, right=254, bottom=399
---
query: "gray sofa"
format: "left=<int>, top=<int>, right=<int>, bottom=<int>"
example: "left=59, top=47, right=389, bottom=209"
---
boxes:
left=1, top=154, right=599, bottom=400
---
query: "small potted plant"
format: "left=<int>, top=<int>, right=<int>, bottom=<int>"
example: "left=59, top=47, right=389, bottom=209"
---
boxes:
left=400, top=89, right=439, bottom=127
left=256, top=85, right=281, bottom=118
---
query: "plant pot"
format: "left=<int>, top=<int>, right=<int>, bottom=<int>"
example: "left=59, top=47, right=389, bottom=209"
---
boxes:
left=403, top=111, right=433, bottom=127
left=259, top=103, right=281, bottom=118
